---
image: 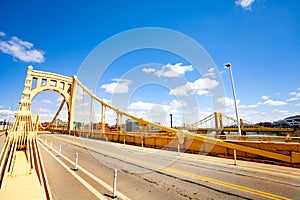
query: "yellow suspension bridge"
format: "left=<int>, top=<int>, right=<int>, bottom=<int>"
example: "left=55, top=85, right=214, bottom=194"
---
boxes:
left=0, top=66, right=299, bottom=199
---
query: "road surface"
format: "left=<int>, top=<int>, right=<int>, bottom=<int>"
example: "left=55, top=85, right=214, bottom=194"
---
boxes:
left=28, top=133, right=300, bottom=199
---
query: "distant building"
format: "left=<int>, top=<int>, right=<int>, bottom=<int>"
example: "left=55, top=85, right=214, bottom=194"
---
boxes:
left=258, top=115, right=300, bottom=128
left=272, top=120, right=292, bottom=128
left=93, top=122, right=108, bottom=131
left=93, top=123, right=101, bottom=130
left=125, top=119, right=140, bottom=132
left=256, top=122, right=273, bottom=127
left=149, top=122, right=161, bottom=131
left=41, top=122, right=50, bottom=127
left=73, top=121, right=85, bottom=130
left=284, top=115, right=300, bottom=126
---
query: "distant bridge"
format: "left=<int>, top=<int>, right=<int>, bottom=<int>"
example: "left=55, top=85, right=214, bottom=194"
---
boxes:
left=186, top=112, right=294, bottom=135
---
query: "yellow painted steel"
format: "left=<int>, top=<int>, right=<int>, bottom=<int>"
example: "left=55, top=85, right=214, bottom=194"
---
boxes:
left=48, top=128, right=300, bottom=163
left=27, top=66, right=298, bottom=164
left=291, top=152, right=300, bottom=163
left=0, top=66, right=52, bottom=199
left=0, top=151, right=47, bottom=200
left=75, top=79, right=178, bottom=134
left=195, top=127, right=294, bottom=133
left=189, top=134, right=292, bottom=163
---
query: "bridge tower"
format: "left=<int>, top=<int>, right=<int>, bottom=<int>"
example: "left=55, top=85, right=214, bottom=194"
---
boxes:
left=0, top=66, right=53, bottom=199
left=214, top=112, right=224, bottom=129
left=10, top=65, right=36, bottom=145
left=18, top=66, right=77, bottom=132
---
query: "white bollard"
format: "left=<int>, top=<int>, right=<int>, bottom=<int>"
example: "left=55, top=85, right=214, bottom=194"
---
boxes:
left=74, top=153, right=79, bottom=171
left=177, top=144, right=180, bottom=156
left=106, top=137, right=108, bottom=142
left=123, top=137, right=125, bottom=146
left=58, top=144, right=62, bottom=156
left=141, top=139, right=144, bottom=150
left=112, top=169, right=117, bottom=199
left=233, top=149, right=237, bottom=165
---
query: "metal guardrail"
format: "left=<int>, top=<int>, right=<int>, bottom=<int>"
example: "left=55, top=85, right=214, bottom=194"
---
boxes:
left=217, top=135, right=300, bottom=143
left=47, top=129, right=300, bottom=164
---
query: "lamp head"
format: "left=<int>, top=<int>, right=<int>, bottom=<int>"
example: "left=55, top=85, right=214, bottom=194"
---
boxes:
left=225, top=63, right=231, bottom=68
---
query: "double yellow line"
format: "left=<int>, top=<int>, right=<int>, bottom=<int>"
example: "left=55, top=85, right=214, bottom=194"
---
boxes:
left=164, top=168, right=290, bottom=200
left=49, top=135, right=291, bottom=200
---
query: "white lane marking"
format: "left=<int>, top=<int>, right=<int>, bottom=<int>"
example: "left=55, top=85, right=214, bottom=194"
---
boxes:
left=39, top=138, right=131, bottom=200
left=39, top=142, right=108, bottom=200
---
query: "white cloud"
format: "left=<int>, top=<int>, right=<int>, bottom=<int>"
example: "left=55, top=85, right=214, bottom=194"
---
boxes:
left=196, top=90, right=209, bottom=96
left=153, top=63, right=193, bottom=78
left=142, top=68, right=156, bottom=73
left=56, top=96, right=64, bottom=102
left=37, top=107, right=50, bottom=113
left=0, top=109, right=16, bottom=119
left=289, top=90, right=300, bottom=97
left=273, top=109, right=290, bottom=115
left=238, top=110, right=269, bottom=123
left=39, top=113, right=55, bottom=122
left=190, top=78, right=219, bottom=90
left=128, top=99, right=187, bottom=126
left=204, top=67, right=216, bottom=78
left=0, top=32, right=5, bottom=37
left=287, top=97, right=299, bottom=102
left=134, top=100, right=184, bottom=112
left=101, top=79, right=132, bottom=94
left=235, top=0, right=255, bottom=10
left=239, top=104, right=258, bottom=109
left=169, top=77, right=219, bottom=96
left=169, top=84, right=190, bottom=96
left=260, top=99, right=287, bottom=106
left=128, top=101, right=168, bottom=120
left=0, top=110, right=14, bottom=114
left=42, top=99, right=52, bottom=104
left=219, top=70, right=226, bottom=75
left=170, top=99, right=187, bottom=108
left=261, top=95, right=269, bottom=100
left=0, top=36, right=45, bottom=63
left=129, top=101, right=153, bottom=110
left=135, top=111, right=148, bottom=119
left=242, top=110, right=265, bottom=115
left=217, top=97, right=240, bottom=107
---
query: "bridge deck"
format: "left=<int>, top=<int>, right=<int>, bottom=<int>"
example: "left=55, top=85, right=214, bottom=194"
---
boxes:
left=0, top=151, right=47, bottom=200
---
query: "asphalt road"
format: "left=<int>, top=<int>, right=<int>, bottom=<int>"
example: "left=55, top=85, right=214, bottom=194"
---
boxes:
left=35, top=133, right=300, bottom=200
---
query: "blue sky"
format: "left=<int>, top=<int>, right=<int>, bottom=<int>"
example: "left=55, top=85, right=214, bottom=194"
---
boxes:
left=0, top=0, right=300, bottom=126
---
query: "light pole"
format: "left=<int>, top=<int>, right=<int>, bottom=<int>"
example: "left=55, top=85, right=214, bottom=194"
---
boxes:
left=225, top=63, right=241, bottom=136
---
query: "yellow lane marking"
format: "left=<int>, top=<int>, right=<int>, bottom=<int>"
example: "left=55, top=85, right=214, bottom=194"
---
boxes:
left=164, top=168, right=289, bottom=200
left=49, top=135, right=291, bottom=200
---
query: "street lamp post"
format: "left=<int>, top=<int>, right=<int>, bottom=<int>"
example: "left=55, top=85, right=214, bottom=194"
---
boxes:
left=225, top=63, right=242, bottom=136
